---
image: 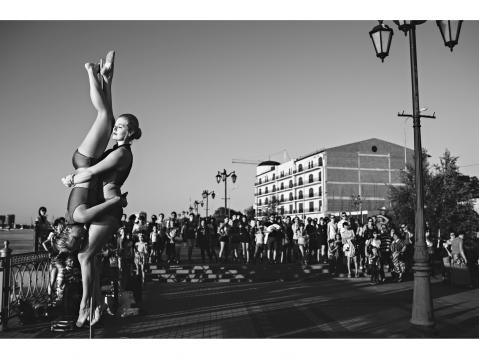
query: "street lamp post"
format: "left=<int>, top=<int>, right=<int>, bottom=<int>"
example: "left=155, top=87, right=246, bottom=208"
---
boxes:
left=202, top=190, right=215, bottom=218
left=216, top=169, right=237, bottom=218
left=369, top=20, right=463, bottom=328
left=193, top=200, right=204, bottom=216
left=351, top=194, right=362, bottom=221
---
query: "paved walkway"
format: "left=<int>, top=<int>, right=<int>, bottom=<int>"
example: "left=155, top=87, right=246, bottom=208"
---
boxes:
left=1, top=274, right=478, bottom=338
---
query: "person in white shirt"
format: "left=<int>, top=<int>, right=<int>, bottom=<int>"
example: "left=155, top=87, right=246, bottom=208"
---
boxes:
left=337, top=212, right=348, bottom=236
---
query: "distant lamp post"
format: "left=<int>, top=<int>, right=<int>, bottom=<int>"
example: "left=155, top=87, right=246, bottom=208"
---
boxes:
left=193, top=200, right=204, bottom=215
left=369, top=21, right=394, bottom=62
left=202, top=190, right=215, bottom=218
left=369, top=20, right=463, bottom=328
left=216, top=169, right=237, bottom=218
left=351, top=194, right=362, bottom=220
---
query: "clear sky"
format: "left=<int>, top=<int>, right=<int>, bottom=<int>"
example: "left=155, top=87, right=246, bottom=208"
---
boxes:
left=1, top=20, right=479, bottom=223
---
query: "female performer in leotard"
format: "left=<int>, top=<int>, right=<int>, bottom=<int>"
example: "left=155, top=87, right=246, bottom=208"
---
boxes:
left=60, top=51, right=126, bottom=254
left=62, top=54, right=141, bottom=327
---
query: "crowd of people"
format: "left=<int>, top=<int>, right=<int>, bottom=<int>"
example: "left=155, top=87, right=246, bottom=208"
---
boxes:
left=37, top=205, right=479, bottom=312
left=112, top=210, right=479, bottom=286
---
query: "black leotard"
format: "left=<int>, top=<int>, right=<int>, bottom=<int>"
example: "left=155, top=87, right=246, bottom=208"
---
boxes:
left=97, top=143, right=133, bottom=221
left=65, top=150, right=100, bottom=224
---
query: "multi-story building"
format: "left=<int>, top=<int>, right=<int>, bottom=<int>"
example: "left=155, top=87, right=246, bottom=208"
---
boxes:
left=254, top=138, right=414, bottom=220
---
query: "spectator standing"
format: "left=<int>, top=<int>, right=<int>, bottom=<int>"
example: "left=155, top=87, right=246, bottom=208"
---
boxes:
left=156, top=213, right=168, bottom=262
left=182, top=213, right=197, bottom=263
left=239, top=218, right=251, bottom=263
left=327, top=215, right=338, bottom=246
left=337, top=212, right=348, bottom=236
left=207, top=217, right=219, bottom=262
left=305, top=218, right=317, bottom=264
left=328, top=233, right=342, bottom=276
left=218, top=220, right=230, bottom=262
left=196, top=218, right=211, bottom=263
left=390, top=231, right=407, bottom=282
left=379, top=224, right=393, bottom=274
left=341, top=222, right=359, bottom=278
left=317, top=217, right=328, bottom=263
left=34, top=206, right=52, bottom=252
left=149, top=225, right=159, bottom=264
left=134, top=232, right=149, bottom=284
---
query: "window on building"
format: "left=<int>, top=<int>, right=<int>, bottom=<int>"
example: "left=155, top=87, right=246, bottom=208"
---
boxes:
left=281, top=194, right=284, bottom=202
left=280, top=207, right=285, bottom=215
left=289, top=168, right=292, bottom=175
left=289, top=180, right=293, bottom=188
left=259, top=188, right=262, bottom=195
left=289, top=204, right=293, bottom=214
left=259, top=178, right=262, bottom=184
left=318, top=200, right=322, bottom=212
left=318, top=157, right=323, bottom=166
left=259, top=199, right=262, bottom=206
left=298, top=177, right=303, bottom=186
left=265, top=198, right=269, bottom=205
left=258, top=209, right=262, bottom=216
left=309, top=174, right=313, bottom=183
left=309, top=188, right=314, bottom=198
left=318, top=171, right=322, bottom=182
left=289, top=192, right=293, bottom=201
left=273, top=173, right=276, bottom=180
left=318, top=186, right=322, bottom=196
left=273, top=185, right=276, bottom=192
left=265, top=187, right=268, bottom=194
left=280, top=182, right=284, bottom=190
left=309, top=201, right=314, bottom=212
left=299, top=203, right=304, bottom=213
left=298, top=164, right=303, bottom=172
left=299, top=190, right=303, bottom=199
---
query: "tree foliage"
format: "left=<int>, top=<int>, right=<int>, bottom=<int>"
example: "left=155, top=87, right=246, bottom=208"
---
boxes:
left=389, top=149, right=479, bottom=238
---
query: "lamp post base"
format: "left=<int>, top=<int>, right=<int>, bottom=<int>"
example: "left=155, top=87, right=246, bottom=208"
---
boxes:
left=410, top=261, right=435, bottom=327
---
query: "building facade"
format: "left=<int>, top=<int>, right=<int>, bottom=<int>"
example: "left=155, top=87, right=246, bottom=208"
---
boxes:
left=254, top=138, right=414, bottom=220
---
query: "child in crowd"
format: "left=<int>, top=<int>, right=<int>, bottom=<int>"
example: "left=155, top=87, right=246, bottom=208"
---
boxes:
left=149, top=225, right=159, bottom=264
left=42, top=218, right=65, bottom=300
left=367, top=246, right=381, bottom=284
left=295, top=223, right=308, bottom=264
left=328, top=233, right=342, bottom=276
left=134, top=232, right=149, bottom=284
left=254, top=224, right=265, bottom=262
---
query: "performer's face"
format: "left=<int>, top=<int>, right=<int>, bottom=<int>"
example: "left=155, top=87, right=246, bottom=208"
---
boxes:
left=112, top=117, right=130, bottom=141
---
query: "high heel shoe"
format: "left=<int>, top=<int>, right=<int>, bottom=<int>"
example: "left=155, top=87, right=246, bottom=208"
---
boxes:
left=76, top=307, right=90, bottom=328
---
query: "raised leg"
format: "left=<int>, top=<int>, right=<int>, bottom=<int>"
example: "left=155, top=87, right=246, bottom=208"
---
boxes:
left=73, top=195, right=124, bottom=224
left=78, top=54, right=115, bottom=159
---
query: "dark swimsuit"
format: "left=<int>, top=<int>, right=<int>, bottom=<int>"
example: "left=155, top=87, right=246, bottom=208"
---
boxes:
left=65, top=150, right=101, bottom=224
left=97, top=143, right=133, bottom=222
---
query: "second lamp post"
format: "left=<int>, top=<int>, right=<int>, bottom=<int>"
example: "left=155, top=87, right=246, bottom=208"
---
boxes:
left=216, top=169, right=237, bottom=218
left=202, top=190, right=215, bottom=218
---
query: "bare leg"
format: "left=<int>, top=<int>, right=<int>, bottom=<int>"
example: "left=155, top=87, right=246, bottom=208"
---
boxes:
left=77, top=215, right=119, bottom=327
left=78, top=54, right=115, bottom=159
left=73, top=195, right=124, bottom=224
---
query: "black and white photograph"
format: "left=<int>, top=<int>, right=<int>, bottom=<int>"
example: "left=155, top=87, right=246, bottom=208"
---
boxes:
left=0, top=1, right=478, bottom=352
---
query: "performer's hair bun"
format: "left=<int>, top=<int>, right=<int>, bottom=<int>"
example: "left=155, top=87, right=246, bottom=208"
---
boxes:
left=119, top=113, right=142, bottom=140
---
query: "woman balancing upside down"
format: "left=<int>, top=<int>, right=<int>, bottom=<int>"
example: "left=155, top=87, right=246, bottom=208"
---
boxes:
left=60, top=50, right=141, bottom=327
